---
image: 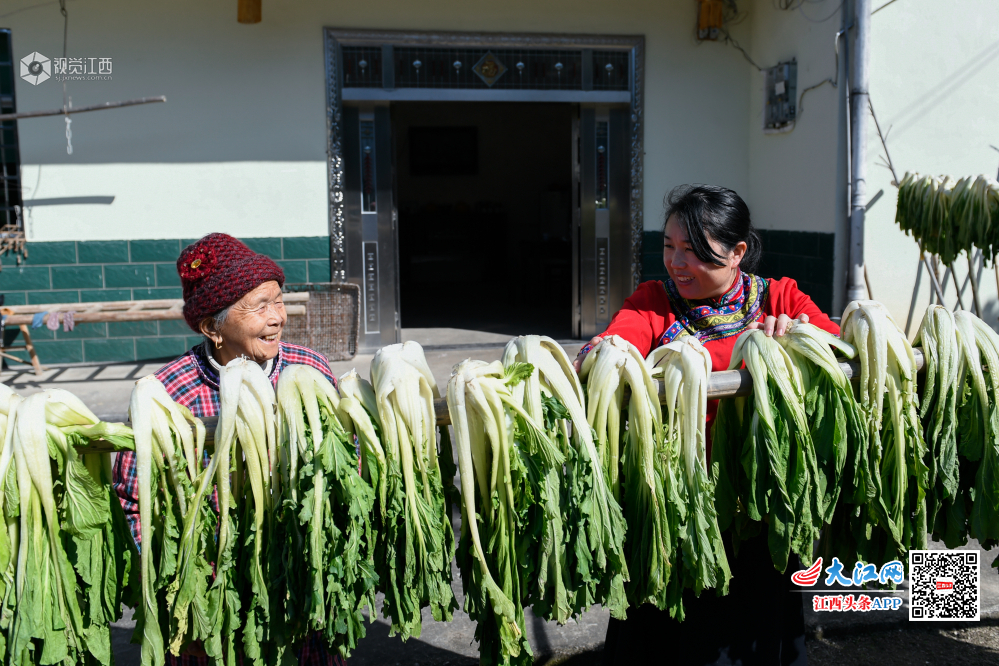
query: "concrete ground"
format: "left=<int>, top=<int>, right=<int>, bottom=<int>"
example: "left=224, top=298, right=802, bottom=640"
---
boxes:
left=8, top=327, right=999, bottom=663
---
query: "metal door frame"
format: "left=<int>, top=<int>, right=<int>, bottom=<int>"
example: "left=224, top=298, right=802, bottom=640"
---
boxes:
left=324, top=28, right=645, bottom=338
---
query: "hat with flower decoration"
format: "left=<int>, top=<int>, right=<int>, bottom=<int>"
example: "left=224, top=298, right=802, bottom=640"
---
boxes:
left=177, top=233, right=285, bottom=331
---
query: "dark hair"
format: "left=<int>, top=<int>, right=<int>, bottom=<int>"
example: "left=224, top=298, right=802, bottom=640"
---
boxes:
left=662, top=184, right=762, bottom=273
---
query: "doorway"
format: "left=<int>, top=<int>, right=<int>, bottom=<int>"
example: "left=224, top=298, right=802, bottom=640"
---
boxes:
left=393, top=102, right=574, bottom=339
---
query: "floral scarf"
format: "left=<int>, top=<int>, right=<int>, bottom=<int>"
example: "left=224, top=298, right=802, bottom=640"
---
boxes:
left=659, top=271, right=769, bottom=346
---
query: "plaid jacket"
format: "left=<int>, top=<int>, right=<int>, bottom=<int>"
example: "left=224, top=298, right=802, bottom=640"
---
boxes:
left=112, top=341, right=344, bottom=666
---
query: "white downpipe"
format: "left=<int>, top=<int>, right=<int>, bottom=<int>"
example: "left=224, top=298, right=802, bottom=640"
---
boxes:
left=847, top=0, right=872, bottom=302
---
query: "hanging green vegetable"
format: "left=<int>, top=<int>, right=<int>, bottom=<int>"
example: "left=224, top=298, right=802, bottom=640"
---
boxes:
left=9, top=389, right=137, bottom=666
left=275, top=364, right=377, bottom=658
left=366, top=342, right=458, bottom=641
left=713, top=329, right=823, bottom=573
left=447, top=359, right=561, bottom=666
left=502, top=335, right=629, bottom=623
left=646, top=337, right=730, bottom=603
left=129, top=376, right=213, bottom=666
left=914, top=306, right=963, bottom=548
left=895, top=172, right=999, bottom=265
left=840, top=300, right=929, bottom=566
left=952, top=310, right=999, bottom=557
left=580, top=335, right=681, bottom=613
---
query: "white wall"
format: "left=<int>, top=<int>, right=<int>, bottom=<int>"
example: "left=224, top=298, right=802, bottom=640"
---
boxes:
left=864, top=0, right=999, bottom=334
left=744, top=0, right=844, bottom=234
left=5, top=0, right=754, bottom=241
left=743, top=0, right=848, bottom=311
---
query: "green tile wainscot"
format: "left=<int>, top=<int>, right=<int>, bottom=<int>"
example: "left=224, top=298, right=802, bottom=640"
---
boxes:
left=640, top=229, right=835, bottom=315
left=0, top=236, right=331, bottom=365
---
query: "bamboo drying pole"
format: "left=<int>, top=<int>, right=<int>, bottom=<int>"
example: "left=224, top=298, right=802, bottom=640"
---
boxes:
left=78, top=348, right=926, bottom=453
left=0, top=96, right=166, bottom=122
left=967, top=250, right=983, bottom=317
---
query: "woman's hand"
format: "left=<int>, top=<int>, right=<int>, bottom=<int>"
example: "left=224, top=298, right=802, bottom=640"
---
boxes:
left=747, top=312, right=809, bottom=338
left=572, top=336, right=604, bottom=373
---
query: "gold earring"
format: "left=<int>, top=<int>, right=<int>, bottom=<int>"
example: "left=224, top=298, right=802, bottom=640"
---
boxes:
left=215, top=338, right=223, bottom=350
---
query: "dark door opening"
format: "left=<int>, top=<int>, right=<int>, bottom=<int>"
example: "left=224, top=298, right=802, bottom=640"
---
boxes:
left=394, top=102, right=574, bottom=339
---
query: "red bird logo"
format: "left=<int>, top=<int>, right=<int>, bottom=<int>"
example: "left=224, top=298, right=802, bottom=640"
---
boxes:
left=791, top=558, right=823, bottom=587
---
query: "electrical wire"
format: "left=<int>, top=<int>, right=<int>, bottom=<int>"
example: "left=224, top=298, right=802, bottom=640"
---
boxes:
left=772, top=0, right=825, bottom=11
left=720, top=29, right=763, bottom=71
left=797, top=0, right=844, bottom=23
left=796, top=27, right=846, bottom=120
left=873, top=0, right=902, bottom=14
left=59, top=0, right=73, bottom=155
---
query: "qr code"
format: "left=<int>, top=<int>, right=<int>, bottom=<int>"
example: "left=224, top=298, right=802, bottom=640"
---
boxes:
left=909, top=550, right=980, bottom=621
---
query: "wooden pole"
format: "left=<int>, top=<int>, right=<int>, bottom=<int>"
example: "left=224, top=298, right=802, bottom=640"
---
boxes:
left=0, top=96, right=166, bottom=122
left=947, top=262, right=966, bottom=310
left=238, top=0, right=261, bottom=23
left=75, top=348, right=928, bottom=452
left=995, top=260, right=999, bottom=320
left=920, top=247, right=946, bottom=305
left=968, top=251, right=983, bottom=317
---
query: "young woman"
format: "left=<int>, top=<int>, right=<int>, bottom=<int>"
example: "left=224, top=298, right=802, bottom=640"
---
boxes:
left=575, top=185, right=838, bottom=665
left=113, top=233, right=343, bottom=666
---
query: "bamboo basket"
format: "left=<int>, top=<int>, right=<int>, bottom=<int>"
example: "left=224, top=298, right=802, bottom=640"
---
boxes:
left=282, top=282, right=360, bottom=361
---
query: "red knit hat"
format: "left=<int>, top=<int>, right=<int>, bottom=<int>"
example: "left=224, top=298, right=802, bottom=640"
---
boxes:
left=178, top=233, right=285, bottom=331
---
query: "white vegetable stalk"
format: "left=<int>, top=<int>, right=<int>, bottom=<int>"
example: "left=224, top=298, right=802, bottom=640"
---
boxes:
left=580, top=335, right=674, bottom=609
left=580, top=335, right=661, bottom=499
left=647, top=336, right=732, bottom=597
left=841, top=299, right=927, bottom=554
left=446, top=360, right=527, bottom=652
left=368, top=341, right=458, bottom=640
left=336, top=369, right=386, bottom=507
left=370, top=342, right=441, bottom=513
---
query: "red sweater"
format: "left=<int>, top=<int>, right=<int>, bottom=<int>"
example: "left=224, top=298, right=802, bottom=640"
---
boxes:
left=599, top=277, right=839, bottom=458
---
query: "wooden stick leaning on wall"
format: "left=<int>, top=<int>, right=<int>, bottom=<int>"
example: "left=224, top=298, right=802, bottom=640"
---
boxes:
left=968, top=250, right=984, bottom=317
left=947, top=262, right=966, bottom=310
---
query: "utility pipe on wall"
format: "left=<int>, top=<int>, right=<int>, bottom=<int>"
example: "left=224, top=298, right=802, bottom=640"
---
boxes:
left=847, top=0, right=872, bottom=302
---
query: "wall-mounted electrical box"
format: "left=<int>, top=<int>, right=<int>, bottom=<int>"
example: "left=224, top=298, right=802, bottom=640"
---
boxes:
left=764, top=59, right=797, bottom=132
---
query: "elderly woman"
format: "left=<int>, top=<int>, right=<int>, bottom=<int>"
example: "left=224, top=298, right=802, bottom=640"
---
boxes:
left=113, top=233, right=343, bottom=666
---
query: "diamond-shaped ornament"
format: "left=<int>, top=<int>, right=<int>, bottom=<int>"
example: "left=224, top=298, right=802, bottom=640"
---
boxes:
left=473, top=52, right=507, bottom=87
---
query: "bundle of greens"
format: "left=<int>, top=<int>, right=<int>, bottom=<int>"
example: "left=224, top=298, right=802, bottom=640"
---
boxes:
left=914, top=306, right=963, bottom=547
left=447, top=359, right=561, bottom=666
left=712, top=329, right=822, bottom=574
left=840, top=300, right=928, bottom=565
left=580, top=335, right=680, bottom=613
left=951, top=175, right=997, bottom=261
left=364, top=342, right=458, bottom=641
left=275, top=364, right=377, bottom=658
left=502, top=335, right=628, bottom=623
left=770, top=322, right=874, bottom=568
left=778, top=323, right=864, bottom=519
left=951, top=310, right=999, bottom=556
left=645, top=337, right=730, bottom=604
left=129, top=376, right=213, bottom=666
left=0, top=383, right=19, bottom=660
left=895, top=172, right=958, bottom=264
left=895, top=172, right=999, bottom=264
left=8, top=389, right=137, bottom=666
left=214, top=358, right=282, bottom=666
